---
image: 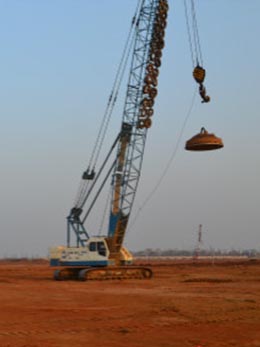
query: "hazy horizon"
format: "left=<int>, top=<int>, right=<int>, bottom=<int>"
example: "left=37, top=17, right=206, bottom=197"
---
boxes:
left=0, top=0, right=259, bottom=257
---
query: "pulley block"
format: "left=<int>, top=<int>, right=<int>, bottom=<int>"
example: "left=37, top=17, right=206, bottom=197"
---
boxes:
left=140, top=107, right=154, bottom=117
left=193, top=65, right=206, bottom=84
left=159, top=0, right=169, bottom=10
left=152, top=67, right=159, bottom=78
left=82, top=169, right=95, bottom=180
left=144, top=118, right=152, bottom=128
left=137, top=120, right=145, bottom=129
left=144, top=74, right=157, bottom=86
left=143, top=84, right=151, bottom=94
left=149, top=87, right=157, bottom=98
left=154, top=25, right=165, bottom=35
left=146, top=63, right=154, bottom=73
left=157, top=11, right=167, bottom=20
left=154, top=58, right=161, bottom=67
left=142, top=98, right=154, bottom=108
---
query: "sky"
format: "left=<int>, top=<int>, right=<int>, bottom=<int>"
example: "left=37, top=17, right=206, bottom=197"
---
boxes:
left=0, top=0, right=259, bottom=257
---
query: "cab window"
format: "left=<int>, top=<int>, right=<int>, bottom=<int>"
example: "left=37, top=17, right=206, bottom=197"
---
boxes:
left=89, top=242, right=97, bottom=252
left=97, top=242, right=106, bottom=257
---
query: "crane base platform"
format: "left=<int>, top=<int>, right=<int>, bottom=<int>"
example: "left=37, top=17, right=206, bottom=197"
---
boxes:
left=53, top=266, right=153, bottom=281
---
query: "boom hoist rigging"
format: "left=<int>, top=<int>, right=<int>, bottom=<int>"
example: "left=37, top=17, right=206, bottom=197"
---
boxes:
left=50, top=0, right=170, bottom=280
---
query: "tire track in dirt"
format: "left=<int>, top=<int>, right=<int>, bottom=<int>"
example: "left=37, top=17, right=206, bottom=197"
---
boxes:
left=0, top=328, right=110, bottom=337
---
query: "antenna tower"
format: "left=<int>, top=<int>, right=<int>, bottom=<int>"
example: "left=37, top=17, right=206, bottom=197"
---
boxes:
left=193, top=224, right=203, bottom=260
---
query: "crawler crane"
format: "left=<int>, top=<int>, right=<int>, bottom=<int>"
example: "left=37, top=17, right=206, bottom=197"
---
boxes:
left=50, top=0, right=169, bottom=280
left=50, top=0, right=223, bottom=281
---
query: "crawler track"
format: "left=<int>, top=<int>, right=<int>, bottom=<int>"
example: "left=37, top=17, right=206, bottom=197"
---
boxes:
left=54, top=266, right=153, bottom=281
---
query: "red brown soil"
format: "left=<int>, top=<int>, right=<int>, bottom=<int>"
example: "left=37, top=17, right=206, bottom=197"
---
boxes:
left=0, top=258, right=260, bottom=347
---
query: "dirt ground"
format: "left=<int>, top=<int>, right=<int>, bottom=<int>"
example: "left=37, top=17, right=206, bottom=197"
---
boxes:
left=0, top=258, right=260, bottom=347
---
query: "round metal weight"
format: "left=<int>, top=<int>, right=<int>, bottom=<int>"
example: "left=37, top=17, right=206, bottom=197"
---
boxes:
left=146, top=63, right=154, bottom=73
left=137, top=120, right=145, bottom=129
left=155, top=19, right=167, bottom=30
left=156, top=39, right=165, bottom=50
left=142, top=97, right=154, bottom=108
left=140, top=107, right=153, bottom=117
left=152, top=67, right=159, bottom=78
left=144, top=118, right=152, bottom=128
left=157, top=11, right=167, bottom=20
left=154, top=24, right=165, bottom=36
left=149, top=87, right=157, bottom=98
left=146, top=108, right=154, bottom=117
left=144, top=74, right=157, bottom=86
left=150, top=48, right=162, bottom=61
left=154, top=49, right=162, bottom=58
left=157, top=6, right=168, bottom=16
left=154, top=57, right=161, bottom=68
left=159, top=0, right=169, bottom=10
left=143, top=84, right=151, bottom=95
left=152, top=31, right=164, bottom=42
left=151, top=40, right=160, bottom=50
left=144, top=74, right=155, bottom=86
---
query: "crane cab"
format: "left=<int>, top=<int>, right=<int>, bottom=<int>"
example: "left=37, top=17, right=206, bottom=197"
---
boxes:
left=50, top=237, right=110, bottom=267
left=49, top=236, right=133, bottom=267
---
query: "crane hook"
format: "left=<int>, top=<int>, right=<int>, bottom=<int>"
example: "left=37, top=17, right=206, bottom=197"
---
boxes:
left=199, top=83, right=210, bottom=103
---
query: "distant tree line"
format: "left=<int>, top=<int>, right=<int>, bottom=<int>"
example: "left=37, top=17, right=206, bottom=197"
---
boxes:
left=133, top=248, right=260, bottom=258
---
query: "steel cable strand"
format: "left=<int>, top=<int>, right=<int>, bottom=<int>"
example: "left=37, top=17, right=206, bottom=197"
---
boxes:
left=92, top=29, right=137, bottom=170
left=73, top=2, right=142, bottom=208
left=98, top=186, right=111, bottom=236
left=76, top=26, right=137, bottom=209
left=87, top=0, right=142, bottom=171
left=127, top=87, right=197, bottom=233
left=191, top=0, right=203, bottom=66
left=74, top=180, right=90, bottom=209
left=92, top=0, right=143, bottom=169
left=191, top=1, right=199, bottom=65
left=184, top=0, right=195, bottom=66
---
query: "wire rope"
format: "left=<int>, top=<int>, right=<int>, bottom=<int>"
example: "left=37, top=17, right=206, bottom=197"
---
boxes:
left=75, top=32, right=134, bottom=208
left=73, top=0, right=142, bottom=209
left=184, top=0, right=203, bottom=67
left=98, top=186, right=111, bottom=236
left=76, top=21, right=137, bottom=210
left=88, top=0, right=142, bottom=171
left=93, top=28, right=137, bottom=169
left=184, top=0, right=195, bottom=66
left=127, top=87, right=197, bottom=233
left=191, top=0, right=203, bottom=66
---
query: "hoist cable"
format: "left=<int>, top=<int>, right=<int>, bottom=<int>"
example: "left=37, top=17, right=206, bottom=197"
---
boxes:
left=98, top=186, right=111, bottom=236
left=76, top=27, right=137, bottom=209
left=87, top=0, right=142, bottom=171
left=93, top=29, right=137, bottom=169
left=127, top=87, right=197, bottom=233
left=88, top=26, right=131, bottom=169
left=184, top=0, right=195, bottom=66
left=191, top=1, right=199, bottom=65
left=79, top=133, right=120, bottom=212
left=184, top=0, right=203, bottom=67
left=82, top=158, right=117, bottom=224
left=191, top=0, right=203, bottom=66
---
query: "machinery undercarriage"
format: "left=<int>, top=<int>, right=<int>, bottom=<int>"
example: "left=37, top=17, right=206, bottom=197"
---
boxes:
left=54, top=266, right=153, bottom=281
